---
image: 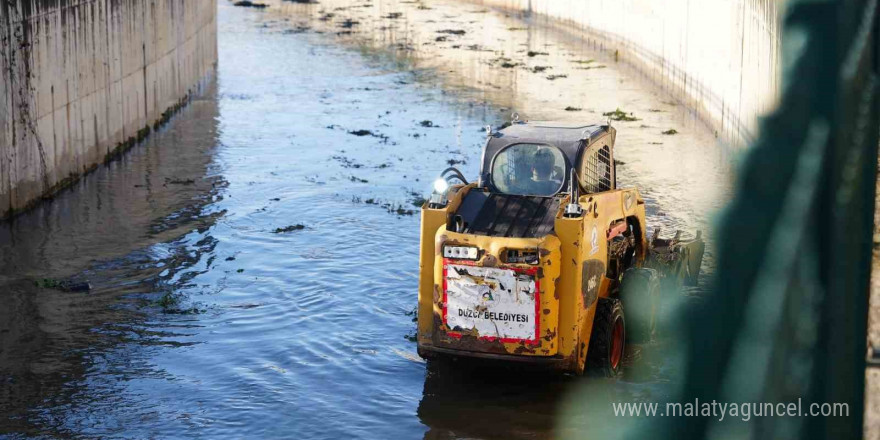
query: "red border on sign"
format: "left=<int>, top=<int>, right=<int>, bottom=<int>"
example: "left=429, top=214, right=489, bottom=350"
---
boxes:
left=442, top=258, right=541, bottom=346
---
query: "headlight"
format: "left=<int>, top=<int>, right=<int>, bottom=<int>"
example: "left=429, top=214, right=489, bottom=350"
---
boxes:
left=433, top=178, right=450, bottom=194
left=443, top=245, right=479, bottom=260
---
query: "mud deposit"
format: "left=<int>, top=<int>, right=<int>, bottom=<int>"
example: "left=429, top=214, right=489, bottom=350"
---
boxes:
left=0, top=0, right=729, bottom=438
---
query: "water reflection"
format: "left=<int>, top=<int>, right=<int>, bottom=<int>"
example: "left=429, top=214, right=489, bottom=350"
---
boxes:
left=418, top=360, right=568, bottom=439
left=0, top=80, right=223, bottom=436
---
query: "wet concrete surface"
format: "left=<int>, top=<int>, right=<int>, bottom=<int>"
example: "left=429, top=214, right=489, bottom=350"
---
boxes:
left=0, top=0, right=730, bottom=438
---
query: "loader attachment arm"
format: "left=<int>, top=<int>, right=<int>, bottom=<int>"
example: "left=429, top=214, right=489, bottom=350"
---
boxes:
left=646, top=228, right=705, bottom=289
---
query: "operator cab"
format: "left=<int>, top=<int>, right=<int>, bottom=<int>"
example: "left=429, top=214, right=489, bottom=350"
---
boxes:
left=439, top=121, right=616, bottom=238
left=481, top=121, right=615, bottom=197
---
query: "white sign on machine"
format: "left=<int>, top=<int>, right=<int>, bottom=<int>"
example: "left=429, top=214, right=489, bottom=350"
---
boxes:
left=444, top=264, right=538, bottom=342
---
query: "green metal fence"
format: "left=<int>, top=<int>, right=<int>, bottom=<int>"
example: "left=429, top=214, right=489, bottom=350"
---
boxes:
left=662, top=0, right=879, bottom=438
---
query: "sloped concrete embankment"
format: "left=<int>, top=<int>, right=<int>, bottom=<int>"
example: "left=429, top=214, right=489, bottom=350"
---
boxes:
left=467, top=0, right=781, bottom=150
left=0, top=0, right=217, bottom=218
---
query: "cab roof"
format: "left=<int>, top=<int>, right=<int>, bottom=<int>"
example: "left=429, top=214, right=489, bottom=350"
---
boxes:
left=496, top=121, right=607, bottom=144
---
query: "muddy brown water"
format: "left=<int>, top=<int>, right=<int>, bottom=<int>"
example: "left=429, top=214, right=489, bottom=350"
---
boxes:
left=0, top=0, right=730, bottom=438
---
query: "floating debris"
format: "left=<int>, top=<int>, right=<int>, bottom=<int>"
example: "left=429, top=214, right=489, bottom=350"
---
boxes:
left=273, top=224, right=306, bottom=233
left=234, top=1, right=268, bottom=8
left=349, top=176, right=368, bottom=183
left=410, top=194, right=428, bottom=207
left=332, top=155, right=363, bottom=168
left=348, top=129, right=375, bottom=136
left=662, top=129, right=679, bottom=135
left=339, top=18, right=359, bottom=28
left=603, top=108, right=640, bottom=122
left=353, top=197, right=416, bottom=216
left=564, top=106, right=582, bottom=112
left=419, top=120, right=436, bottom=127
left=391, top=206, right=416, bottom=216
left=344, top=128, right=390, bottom=143
left=546, top=74, right=567, bottom=80
left=532, top=66, right=551, bottom=73
left=464, top=44, right=492, bottom=52
left=383, top=12, right=403, bottom=19
left=436, top=29, right=466, bottom=35
left=34, top=278, right=91, bottom=292
left=165, top=177, right=195, bottom=185
left=527, top=51, right=549, bottom=57
left=157, top=291, right=180, bottom=309
left=283, top=26, right=311, bottom=34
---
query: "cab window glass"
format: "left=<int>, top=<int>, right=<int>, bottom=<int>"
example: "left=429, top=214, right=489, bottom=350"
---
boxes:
left=491, top=144, right=565, bottom=196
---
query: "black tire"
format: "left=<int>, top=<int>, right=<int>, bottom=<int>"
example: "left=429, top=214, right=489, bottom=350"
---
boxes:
left=618, top=267, right=660, bottom=343
left=586, top=298, right=626, bottom=377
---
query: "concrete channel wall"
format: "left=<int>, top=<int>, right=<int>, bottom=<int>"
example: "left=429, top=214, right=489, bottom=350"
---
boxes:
left=0, top=0, right=217, bottom=218
left=468, top=0, right=782, bottom=150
